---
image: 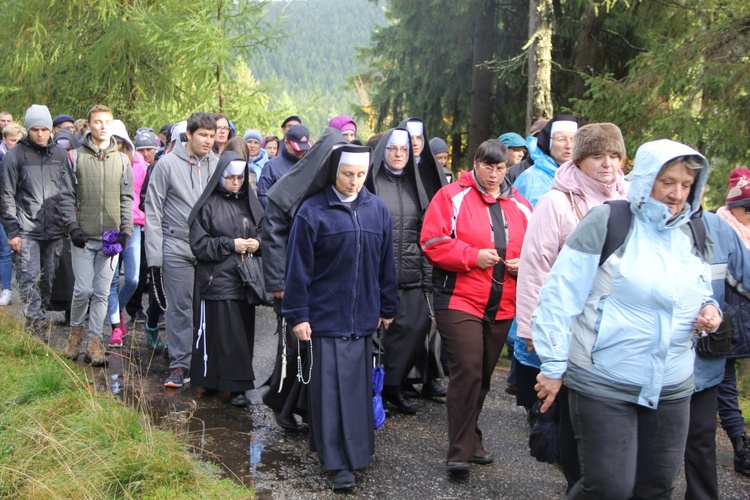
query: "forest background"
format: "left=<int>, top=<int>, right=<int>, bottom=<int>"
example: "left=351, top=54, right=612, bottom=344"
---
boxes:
left=0, top=0, right=748, bottom=207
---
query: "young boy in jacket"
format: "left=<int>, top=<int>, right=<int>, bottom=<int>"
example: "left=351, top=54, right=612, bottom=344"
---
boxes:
left=62, top=105, right=134, bottom=366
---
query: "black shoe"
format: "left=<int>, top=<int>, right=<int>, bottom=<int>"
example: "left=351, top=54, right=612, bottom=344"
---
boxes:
left=471, top=449, right=494, bottom=464
left=400, top=382, right=420, bottom=399
left=326, top=469, right=355, bottom=490
left=275, top=411, right=299, bottom=430
left=230, top=392, right=248, bottom=407
left=446, top=461, right=470, bottom=474
left=504, top=384, right=517, bottom=396
left=384, top=391, right=418, bottom=415
left=732, top=433, right=750, bottom=476
left=422, top=379, right=447, bottom=398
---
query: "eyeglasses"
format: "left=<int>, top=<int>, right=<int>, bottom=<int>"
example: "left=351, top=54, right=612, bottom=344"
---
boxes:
left=477, top=162, right=507, bottom=174
left=217, top=126, right=231, bottom=132
left=552, top=136, right=574, bottom=145
left=386, top=146, right=409, bottom=155
left=225, top=174, right=244, bottom=183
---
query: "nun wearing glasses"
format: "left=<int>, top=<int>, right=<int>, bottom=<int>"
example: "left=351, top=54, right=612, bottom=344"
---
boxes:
left=187, top=151, right=264, bottom=407
left=282, top=145, right=398, bottom=490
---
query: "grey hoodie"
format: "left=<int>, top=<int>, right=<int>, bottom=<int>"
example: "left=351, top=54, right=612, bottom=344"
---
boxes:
left=144, top=139, right=218, bottom=267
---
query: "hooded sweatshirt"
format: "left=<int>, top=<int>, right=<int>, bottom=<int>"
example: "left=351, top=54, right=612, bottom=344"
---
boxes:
left=144, top=139, right=218, bottom=267
left=531, top=139, right=717, bottom=408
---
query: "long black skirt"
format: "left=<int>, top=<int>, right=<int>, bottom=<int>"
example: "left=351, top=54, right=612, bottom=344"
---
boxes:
left=262, top=300, right=309, bottom=420
left=309, top=335, right=374, bottom=471
left=190, top=299, right=255, bottom=393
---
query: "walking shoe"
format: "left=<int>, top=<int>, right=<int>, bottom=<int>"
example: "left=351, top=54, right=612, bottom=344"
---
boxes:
left=145, top=323, right=161, bottom=348
left=400, top=382, right=421, bottom=399
left=84, top=336, right=108, bottom=367
left=422, top=379, right=447, bottom=398
left=384, top=390, right=418, bottom=415
left=732, top=433, right=750, bottom=476
left=326, top=469, right=356, bottom=490
left=164, top=368, right=190, bottom=388
left=119, top=313, right=127, bottom=337
left=230, top=392, right=248, bottom=407
left=0, top=289, right=11, bottom=306
left=63, top=326, right=84, bottom=360
left=446, top=461, right=470, bottom=474
left=108, top=327, right=124, bottom=348
left=471, top=449, right=494, bottom=464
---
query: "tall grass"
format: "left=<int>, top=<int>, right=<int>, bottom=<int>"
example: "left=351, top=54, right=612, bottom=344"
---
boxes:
left=0, top=316, right=251, bottom=499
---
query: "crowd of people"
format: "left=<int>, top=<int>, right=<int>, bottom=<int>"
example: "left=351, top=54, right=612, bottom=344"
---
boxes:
left=0, top=104, right=749, bottom=496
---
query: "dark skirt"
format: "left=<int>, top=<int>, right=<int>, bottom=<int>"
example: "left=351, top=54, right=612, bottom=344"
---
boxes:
left=262, top=300, right=309, bottom=419
left=49, top=238, right=73, bottom=311
left=309, top=335, right=374, bottom=471
left=190, top=299, right=256, bottom=393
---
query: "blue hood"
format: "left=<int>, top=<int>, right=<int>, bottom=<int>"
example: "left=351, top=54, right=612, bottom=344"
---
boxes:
left=627, top=139, right=709, bottom=229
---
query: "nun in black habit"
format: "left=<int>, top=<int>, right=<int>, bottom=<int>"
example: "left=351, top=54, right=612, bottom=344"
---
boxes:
left=366, top=126, right=446, bottom=414
left=260, top=128, right=349, bottom=429
left=282, top=144, right=398, bottom=490
left=187, top=152, right=264, bottom=407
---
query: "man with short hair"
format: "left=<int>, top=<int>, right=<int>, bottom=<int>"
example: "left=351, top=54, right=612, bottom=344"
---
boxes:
left=0, top=105, right=76, bottom=334
left=0, top=111, right=13, bottom=132
left=280, top=115, right=301, bottom=136
left=53, top=114, right=75, bottom=134
left=0, top=123, right=25, bottom=163
left=512, top=115, right=580, bottom=205
left=145, top=112, right=218, bottom=388
left=257, top=124, right=310, bottom=207
left=61, top=105, right=134, bottom=367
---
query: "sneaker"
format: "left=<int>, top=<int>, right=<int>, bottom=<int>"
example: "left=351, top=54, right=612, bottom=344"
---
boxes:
left=119, top=313, right=127, bottom=337
left=108, top=327, right=124, bottom=348
left=0, top=289, right=11, bottom=306
left=145, top=323, right=161, bottom=348
left=164, top=368, right=190, bottom=388
left=733, top=433, right=750, bottom=476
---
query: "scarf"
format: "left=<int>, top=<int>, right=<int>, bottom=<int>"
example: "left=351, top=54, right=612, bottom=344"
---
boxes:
left=717, top=205, right=750, bottom=250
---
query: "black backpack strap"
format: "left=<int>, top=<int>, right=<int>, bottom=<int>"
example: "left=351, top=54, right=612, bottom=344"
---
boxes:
left=688, top=216, right=707, bottom=258
left=599, top=200, right=632, bottom=267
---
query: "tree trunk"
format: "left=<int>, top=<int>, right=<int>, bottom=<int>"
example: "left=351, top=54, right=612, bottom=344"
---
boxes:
left=216, top=2, right=225, bottom=111
left=572, top=3, right=608, bottom=101
left=526, top=0, right=554, bottom=134
left=468, top=0, right=498, bottom=160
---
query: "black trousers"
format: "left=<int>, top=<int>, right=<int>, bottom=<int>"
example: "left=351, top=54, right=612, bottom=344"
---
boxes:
left=684, top=385, right=719, bottom=500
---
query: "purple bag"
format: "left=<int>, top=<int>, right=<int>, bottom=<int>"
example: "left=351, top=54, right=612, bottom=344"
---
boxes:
left=102, top=230, right=123, bottom=257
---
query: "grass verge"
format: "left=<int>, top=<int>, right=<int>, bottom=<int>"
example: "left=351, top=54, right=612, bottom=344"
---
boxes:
left=0, top=316, right=251, bottom=499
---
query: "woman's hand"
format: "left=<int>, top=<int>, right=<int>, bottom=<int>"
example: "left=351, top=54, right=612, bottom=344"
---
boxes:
left=476, top=248, right=500, bottom=269
left=293, top=321, right=312, bottom=341
left=504, top=257, right=520, bottom=277
left=534, top=374, right=563, bottom=413
left=379, top=317, right=394, bottom=330
left=695, top=304, right=721, bottom=332
left=234, top=238, right=259, bottom=254
left=524, top=338, right=535, bottom=353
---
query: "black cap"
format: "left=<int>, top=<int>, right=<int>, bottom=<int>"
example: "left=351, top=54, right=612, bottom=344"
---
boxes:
left=281, top=115, right=301, bottom=129
left=53, top=114, right=75, bottom=128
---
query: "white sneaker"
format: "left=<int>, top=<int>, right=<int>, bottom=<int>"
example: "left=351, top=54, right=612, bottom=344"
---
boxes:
left=0, top=289, right=11, bottom=306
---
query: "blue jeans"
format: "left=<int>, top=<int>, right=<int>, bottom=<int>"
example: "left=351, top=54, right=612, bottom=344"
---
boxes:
left=107, top=226, right=141, bottom=324
left=567, top=389, right=690, bottom=500
left=0, top=224, right=13, bottom=290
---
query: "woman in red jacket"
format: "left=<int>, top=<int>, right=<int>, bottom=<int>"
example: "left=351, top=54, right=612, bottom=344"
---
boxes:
left=421, top=139, right=532, bottom=474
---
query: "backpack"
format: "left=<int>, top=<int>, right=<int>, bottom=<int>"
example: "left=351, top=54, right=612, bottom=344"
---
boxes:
left=599, top=199, right=706, bottom=266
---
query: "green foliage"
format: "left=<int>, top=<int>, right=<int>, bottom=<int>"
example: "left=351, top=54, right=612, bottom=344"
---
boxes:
left=573, top=2, right=750, bottom=209
left=0, top=0, right=279, bottom=133
left=0, top=316, right=250, bottom=498
left=253, top=0, right=386, bottom=136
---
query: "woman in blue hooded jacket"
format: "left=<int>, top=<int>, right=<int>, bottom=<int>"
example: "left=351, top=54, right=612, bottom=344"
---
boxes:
left=532, top=139, right=721, bottom=499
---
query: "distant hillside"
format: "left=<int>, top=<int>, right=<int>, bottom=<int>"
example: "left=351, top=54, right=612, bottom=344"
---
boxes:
left=251, top=0, right=386, bottom=137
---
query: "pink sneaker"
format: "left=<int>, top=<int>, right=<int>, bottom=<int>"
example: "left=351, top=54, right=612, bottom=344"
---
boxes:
left=119, top=313, right=127, bottom=337
left=108, top=327, right=123, bottom=348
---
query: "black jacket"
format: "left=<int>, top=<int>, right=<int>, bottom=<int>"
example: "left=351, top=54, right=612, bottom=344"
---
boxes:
left=189, top=152, right=264, bottom=301
left=0, top=137, right=76, bottom=240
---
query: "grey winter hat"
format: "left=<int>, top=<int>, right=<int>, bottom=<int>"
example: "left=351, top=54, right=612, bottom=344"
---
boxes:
left=429, top=137, right=448, bottom=155
left=24, top=104, right=53, bottom=131
left=135, top=127, right=159, bottom=149
left=243, top=129, right=263, bottom=144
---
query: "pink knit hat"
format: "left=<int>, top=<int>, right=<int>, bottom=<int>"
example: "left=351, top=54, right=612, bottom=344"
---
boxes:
left=726, top=167, right=750, bottom=208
